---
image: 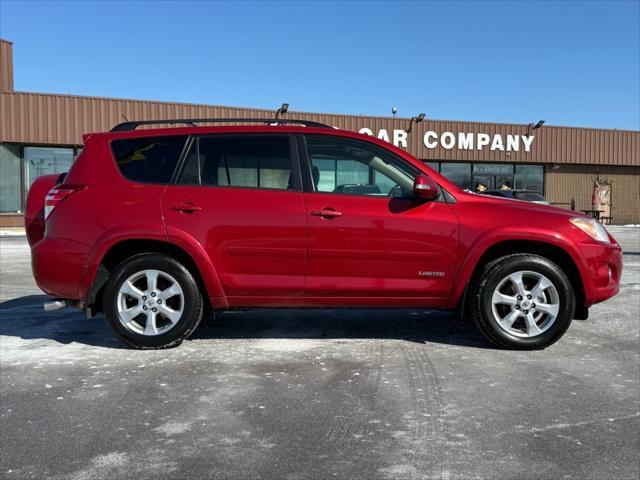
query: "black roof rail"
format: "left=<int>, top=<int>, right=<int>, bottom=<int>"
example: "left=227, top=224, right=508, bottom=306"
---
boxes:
left=110, top=118, right=332, bottom=132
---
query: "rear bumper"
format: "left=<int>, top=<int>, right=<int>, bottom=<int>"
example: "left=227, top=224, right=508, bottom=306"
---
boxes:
left=31, top=237, right=90, bottom=301
left=579, top=240, right=622, bottom=306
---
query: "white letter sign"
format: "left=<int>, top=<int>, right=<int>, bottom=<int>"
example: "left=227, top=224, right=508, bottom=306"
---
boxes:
left=521, top=135, right=535, bottom=152
left=393, top=129, right=408, bottom=148
left=477, top=133, right=491, bottom=150
left=424, top=131, right=438, bottom=149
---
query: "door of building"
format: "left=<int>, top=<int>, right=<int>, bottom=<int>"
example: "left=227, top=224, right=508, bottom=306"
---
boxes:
left=473, top=174, right=514, bottom=192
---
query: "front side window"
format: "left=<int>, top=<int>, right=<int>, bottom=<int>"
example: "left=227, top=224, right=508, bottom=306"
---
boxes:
left=111, top=136, right=187, bottom=184
left=178, top=136, right=293, bottom=190
left=304, top=136, right=416, bottom=197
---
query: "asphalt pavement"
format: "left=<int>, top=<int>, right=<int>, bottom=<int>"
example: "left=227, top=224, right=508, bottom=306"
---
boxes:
left=1, top=227, right=638, bottom=479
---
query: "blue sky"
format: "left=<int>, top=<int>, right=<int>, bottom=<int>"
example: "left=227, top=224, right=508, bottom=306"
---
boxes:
left=1, top=0, right=638, bottom=129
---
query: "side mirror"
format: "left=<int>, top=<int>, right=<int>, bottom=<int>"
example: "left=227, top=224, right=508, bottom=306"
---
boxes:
left=413, top=174, right=440, bottom=200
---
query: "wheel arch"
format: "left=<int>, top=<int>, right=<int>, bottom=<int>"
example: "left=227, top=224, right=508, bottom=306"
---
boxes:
left=454, top=238, right=586, bottom=318
left=87, top=238, right=228, bottom=312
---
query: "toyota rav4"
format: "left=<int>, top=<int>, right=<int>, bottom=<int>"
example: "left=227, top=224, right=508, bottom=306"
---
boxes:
left=25, top=118, right=622, bottom=350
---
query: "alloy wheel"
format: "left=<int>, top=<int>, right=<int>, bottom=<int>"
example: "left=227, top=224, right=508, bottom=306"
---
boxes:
left=116, top=269, right=184, bottom=336
left=490, top=270, right=560, bottom=338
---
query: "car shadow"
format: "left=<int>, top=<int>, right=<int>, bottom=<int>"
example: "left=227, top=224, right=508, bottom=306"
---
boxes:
left=0, top=295, right=126, bottom=349
left=0, top=294, right=492, bottom=349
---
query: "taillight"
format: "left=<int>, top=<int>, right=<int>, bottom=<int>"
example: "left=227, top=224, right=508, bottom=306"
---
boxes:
left=44, top=185, right=84, bottom=220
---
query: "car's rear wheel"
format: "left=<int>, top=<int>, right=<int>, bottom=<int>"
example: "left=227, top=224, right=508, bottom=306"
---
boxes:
left=103, top=253, right=203, bottom=349
left=469, top=254, right=575, bottom=349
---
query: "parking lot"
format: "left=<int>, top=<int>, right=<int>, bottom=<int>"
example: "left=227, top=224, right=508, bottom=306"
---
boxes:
left=1, top=227, right=638, bottom=480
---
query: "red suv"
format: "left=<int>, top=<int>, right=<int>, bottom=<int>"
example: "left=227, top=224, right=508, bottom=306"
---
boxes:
left=25, top=118, right=622, bottom=350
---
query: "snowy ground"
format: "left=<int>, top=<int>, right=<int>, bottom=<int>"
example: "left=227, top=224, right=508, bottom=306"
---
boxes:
left=1, top=227, right=638, bottom=479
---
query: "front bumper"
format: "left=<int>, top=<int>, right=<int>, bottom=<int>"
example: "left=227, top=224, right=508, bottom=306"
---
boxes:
left=579, top=240, right=622, bottom=306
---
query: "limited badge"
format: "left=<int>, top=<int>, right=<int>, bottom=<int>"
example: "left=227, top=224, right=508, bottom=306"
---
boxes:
left=418, top=271, right=445, bottom=277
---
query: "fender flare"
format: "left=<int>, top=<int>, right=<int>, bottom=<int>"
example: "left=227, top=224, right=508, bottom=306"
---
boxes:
left=449, top=227, right=590, bottom=310
left=79, top=224, right=228, bottom=308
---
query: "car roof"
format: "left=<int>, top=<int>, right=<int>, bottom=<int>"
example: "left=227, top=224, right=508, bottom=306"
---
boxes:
left=110, top=118, right=331, bottom=131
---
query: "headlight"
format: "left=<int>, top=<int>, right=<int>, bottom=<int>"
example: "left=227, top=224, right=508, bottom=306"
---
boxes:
left=570, top=217, right=610, bottom=243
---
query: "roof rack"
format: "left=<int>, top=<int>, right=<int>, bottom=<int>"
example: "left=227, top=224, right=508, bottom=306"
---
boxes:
left=110, top=118, right=332, bottom=132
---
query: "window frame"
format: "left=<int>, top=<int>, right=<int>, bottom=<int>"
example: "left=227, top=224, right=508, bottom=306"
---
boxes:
left=171, top=133, right=303, bottom=192
left=297, top=134, right=420, bottom=197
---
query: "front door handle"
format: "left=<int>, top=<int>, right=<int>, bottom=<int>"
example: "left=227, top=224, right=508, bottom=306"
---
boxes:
left=171, top=202, right=202, bottom=213
left=311, top=208, right=343, bottom=219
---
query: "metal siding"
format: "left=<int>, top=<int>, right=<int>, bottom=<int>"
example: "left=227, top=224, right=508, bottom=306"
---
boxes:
left=545, top=164, right=640, bottom=224
left=0, top=39, right=14, bottom=92
left=0, top=91, right=637, bottom=167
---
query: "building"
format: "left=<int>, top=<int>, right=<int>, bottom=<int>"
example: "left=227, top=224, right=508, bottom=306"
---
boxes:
left=1, top=38, right=639, bottom=227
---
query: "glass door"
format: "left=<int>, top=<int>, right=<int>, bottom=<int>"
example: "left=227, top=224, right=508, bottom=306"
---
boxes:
left=473, top=175, right=494, bottom=192
left=494, top=175, right=514, bottom=190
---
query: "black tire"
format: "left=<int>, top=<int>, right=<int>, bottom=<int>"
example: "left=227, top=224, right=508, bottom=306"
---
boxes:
left=103, top=253, right=203, bottom=349
left=469, top=254, right=575, bottom=350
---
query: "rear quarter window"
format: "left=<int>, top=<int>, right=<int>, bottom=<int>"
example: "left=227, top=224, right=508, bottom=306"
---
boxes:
left=111, top=136, right=187, bottom=184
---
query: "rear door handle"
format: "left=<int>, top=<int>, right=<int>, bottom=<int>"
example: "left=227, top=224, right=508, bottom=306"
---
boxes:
left=311, top=208, right=343, bottom=218
left=171, top=202, right=202, bottom=213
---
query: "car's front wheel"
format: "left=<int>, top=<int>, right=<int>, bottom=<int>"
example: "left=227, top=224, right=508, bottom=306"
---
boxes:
left=469, top=254, right=575, bottom=349
left=103, top=253, right=203, bottom=349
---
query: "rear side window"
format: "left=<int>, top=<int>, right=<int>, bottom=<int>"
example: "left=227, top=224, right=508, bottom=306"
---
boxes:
left=111, top=136, right=187, bottom=184
left=177, top=136, right=294, bottom=190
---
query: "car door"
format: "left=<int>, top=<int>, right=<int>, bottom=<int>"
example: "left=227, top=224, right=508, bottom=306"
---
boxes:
left=300, top=134, right=459, bottom=307
left=162, top=133, right=307, bottom=304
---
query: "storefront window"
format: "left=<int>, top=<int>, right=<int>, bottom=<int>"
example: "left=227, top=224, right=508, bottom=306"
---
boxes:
left=440, top=162, right=471, bottom=190
left=425, top=161, right=439, bottom=173
left=473, top=163, right=514, bottom=176
left=24, top=147, right=74, bottom=187
left=0, top=144, right=22, bottom=213
left=472, top=164, right=514, bottom=192
left=473, top=176, right=492, bottom=192
left=514, top=165, right=544, bottom=192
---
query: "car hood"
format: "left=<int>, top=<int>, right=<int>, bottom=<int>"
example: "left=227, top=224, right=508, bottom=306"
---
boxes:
left=464, top=190, right=587, bottom=219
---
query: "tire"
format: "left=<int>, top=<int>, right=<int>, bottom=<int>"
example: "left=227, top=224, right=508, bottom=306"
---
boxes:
left=469, top=254, right=575, bottom=350
left=103, top=253, right=204, bottom=349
